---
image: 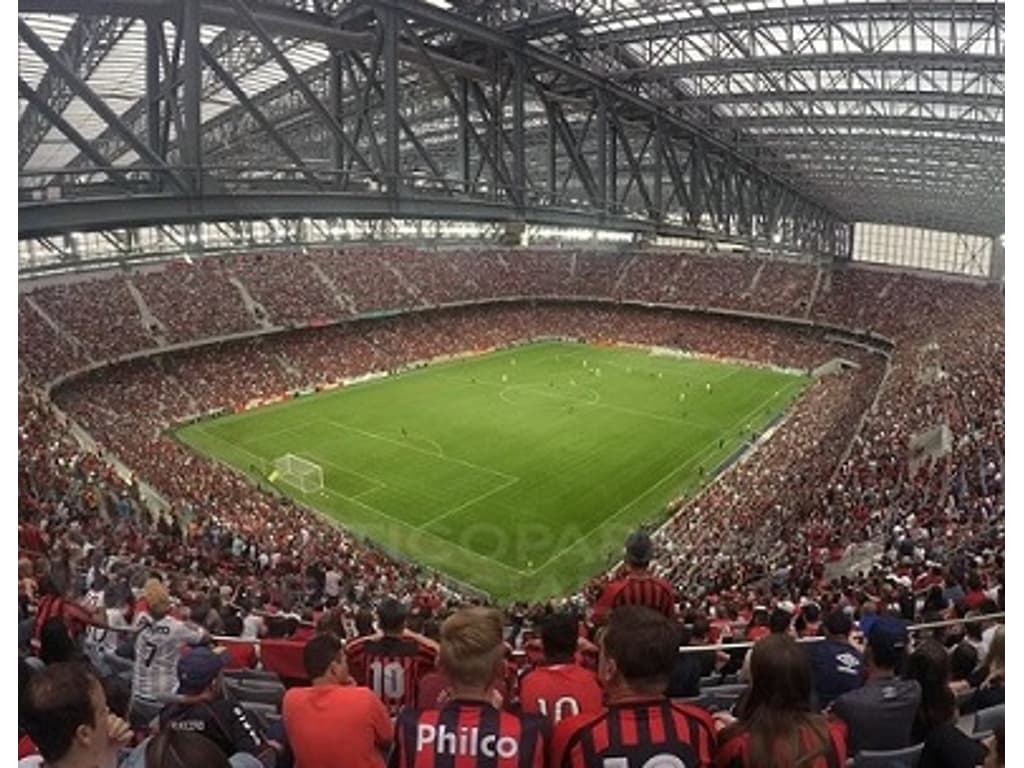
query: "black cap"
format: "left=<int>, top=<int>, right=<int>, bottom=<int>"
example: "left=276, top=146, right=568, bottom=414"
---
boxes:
left=625, top=530, right=654, bottom=566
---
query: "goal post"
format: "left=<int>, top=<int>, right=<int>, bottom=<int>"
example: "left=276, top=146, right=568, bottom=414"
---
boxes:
left=271, top=453, right=324, bottom=494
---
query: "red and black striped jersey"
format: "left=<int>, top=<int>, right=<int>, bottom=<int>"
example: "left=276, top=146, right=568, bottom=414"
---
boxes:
left=550, top=698, right=716, bottom=768
left=519, top=664, right=603, bottom=725
left=715, top=719, right=847, bottom=768
left=347, top=634, right=438, bottom=716
left=390, top=699, right=548, bottom=768
left=592, top=576, right=677, bottom=624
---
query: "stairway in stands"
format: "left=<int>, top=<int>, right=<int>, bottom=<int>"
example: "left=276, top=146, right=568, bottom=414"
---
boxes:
left=228, top=276, right=274, bottom=330
left=308, top=260, right=356, bottom=316
left=23, top=294, right=91, bottom=362
left=125, top=277, right=169, bottom=346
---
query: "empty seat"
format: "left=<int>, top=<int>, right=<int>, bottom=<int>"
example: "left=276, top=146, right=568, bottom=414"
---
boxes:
left=224, top=677, right=285, bottom=707
left=849, top=742, right=923, bottom=767
left=223, top=668, right=283, bottom=686
left=973, top=704, right=1004, bottom=735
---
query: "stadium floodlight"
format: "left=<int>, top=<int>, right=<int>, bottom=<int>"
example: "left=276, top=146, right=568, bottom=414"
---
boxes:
left=271, top=454, right=324, bottom=494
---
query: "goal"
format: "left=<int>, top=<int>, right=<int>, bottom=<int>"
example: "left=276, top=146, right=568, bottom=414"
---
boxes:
left=272, top=454, right=324, bottom=494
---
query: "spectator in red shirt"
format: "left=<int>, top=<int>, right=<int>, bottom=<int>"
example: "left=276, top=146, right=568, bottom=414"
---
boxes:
left=551, top=605, right=716, bottom=768
left=519, top=611, right=602, bottom=725
left=716, top=634, right=847, bottom=767
left=592, top=531, right=676, bottom=624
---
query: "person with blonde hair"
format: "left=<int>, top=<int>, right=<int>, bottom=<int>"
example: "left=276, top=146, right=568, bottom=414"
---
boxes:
left=130, top=578, right=207, bottom=727
left=390, top=607, right=548, bottom=768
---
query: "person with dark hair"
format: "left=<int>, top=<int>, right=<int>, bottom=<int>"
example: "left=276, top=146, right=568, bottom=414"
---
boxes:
left=391, top=608, right=548, bottom=768
left=39, top=615, right=81, bottom=666
left=282, top=633, right=391, bottom=768
left=830, top=616, right=921, bottom=754
left=904, top=640, right=986, bottom=768
left=716, top=634, right=846, bottom=767
left=798, top=602, right=822, bottom=637
left=519, top=611, right=602, bottom=724
left=805, top=610, right=864, bottom=710
left=768, top=607, right=793, bottom=635
left=30, top=574, right=113, bottom=654
left=142, top=730, right=231, bottom=768
left=591, top=531, right=676, bottom=624
left=962, top=625, right=1004, bottom=714
left=551, top=605, right=716, bottom=768
left=19, top=662, right=132, bottom=768
left=345, top=597, right=439, bottom=716
left=157, top=647, right=271, bottom=765
left=949, top=642, right=979, bottom=696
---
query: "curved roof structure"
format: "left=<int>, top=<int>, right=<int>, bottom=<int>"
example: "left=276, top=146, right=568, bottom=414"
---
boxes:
left=18, top=0, right=1003, bottom=247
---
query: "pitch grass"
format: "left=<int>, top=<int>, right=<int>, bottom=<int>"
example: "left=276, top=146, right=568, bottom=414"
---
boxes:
left=176, top=341, right=808, bottom=603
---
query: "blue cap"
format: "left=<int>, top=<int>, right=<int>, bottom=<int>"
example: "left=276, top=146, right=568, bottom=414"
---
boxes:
left=177, top=647, right=227, bottom=694
left=867, top=616, right=909, bottom=667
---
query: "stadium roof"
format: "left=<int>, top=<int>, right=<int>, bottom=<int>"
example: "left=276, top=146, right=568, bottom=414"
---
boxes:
left=18, top=0, right=1004, bottom=242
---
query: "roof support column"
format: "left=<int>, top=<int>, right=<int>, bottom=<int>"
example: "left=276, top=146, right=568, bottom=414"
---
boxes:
left=381, top=3, right=400, bottom=197
left=181, top=0, right=202, bottom=195
left=145, top=21, right=163, bottom=167
left=511, top=51, right=526, bottom=212
left=328, top=52, right=345, bottom=188
left=596, top=93, right=607, bottom=215
left=989, top=236, right=1004, bottom=282
left=458, top=77, right=471, bottom=195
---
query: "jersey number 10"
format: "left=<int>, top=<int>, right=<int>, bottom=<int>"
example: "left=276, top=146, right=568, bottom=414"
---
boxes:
left=369, top=660, right=405, bottom=699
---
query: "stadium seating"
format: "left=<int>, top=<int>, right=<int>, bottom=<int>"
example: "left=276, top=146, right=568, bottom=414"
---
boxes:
left=17, top=249, right=1004, bottom=766
left=848, top=743, right=924, bottom=768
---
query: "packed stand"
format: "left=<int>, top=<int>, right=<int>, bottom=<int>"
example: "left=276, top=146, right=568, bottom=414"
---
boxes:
left=132, top=259, right=259, bottom=342
left=25, top=276, right=155, bottom=362
left=309, top=249, right=420, bottom=314
left=18, top=294, right=89, bottom=382
left=228, top=253, right=342, bottom=328
left=17, top=252, right=1004, bottom=767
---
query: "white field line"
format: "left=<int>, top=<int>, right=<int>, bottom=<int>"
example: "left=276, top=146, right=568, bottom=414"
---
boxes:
left=193, top=427, right=528, bottom=577
left=440, top=372, right=719, bottom=431
left=324, top=419, right=517, bottom=481
left=525, top=379, right=805, bottom=574
left=316, top=485, right=528, bottom=577
left=293, top=451, right=387, bottom=495
left=419, top=475, right=521, bottom=530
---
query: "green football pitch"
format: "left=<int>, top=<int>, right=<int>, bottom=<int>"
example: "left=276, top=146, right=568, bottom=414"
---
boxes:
left=176, top=340, right=808, bottom=602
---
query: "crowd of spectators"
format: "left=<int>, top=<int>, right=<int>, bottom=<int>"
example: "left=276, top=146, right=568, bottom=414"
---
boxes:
left=131, top=259, right=259, bottom=343
left=21, top=247, right=953, bottom=373
left=17, top=248, right=1004, bottom=766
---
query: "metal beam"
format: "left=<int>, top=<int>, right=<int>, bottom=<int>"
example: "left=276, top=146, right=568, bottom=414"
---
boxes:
left=181, top=0, right=202, bottom=192
left=226, top=0, right=379, bottom=181
left=17, top=77, right=132, bottom=191
left=17, top=17, right=188, bottom=193
left=19, top=15, right=132, bottom=168
left=200, top=45, right=324, bottom=188
left=577, top=2, right=1003, bottom=46
left=18, top=192, right=713, bottom=240
left=610, top=53, right=1002, bottom=80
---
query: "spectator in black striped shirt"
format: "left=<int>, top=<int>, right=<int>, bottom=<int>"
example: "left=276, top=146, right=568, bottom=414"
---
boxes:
left=550, top=605, right=716, bottom=768
left=591, top=532, right=677, bottom=625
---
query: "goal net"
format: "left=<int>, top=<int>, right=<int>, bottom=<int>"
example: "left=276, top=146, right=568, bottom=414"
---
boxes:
left=271, top=454, right=324, bottom=493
